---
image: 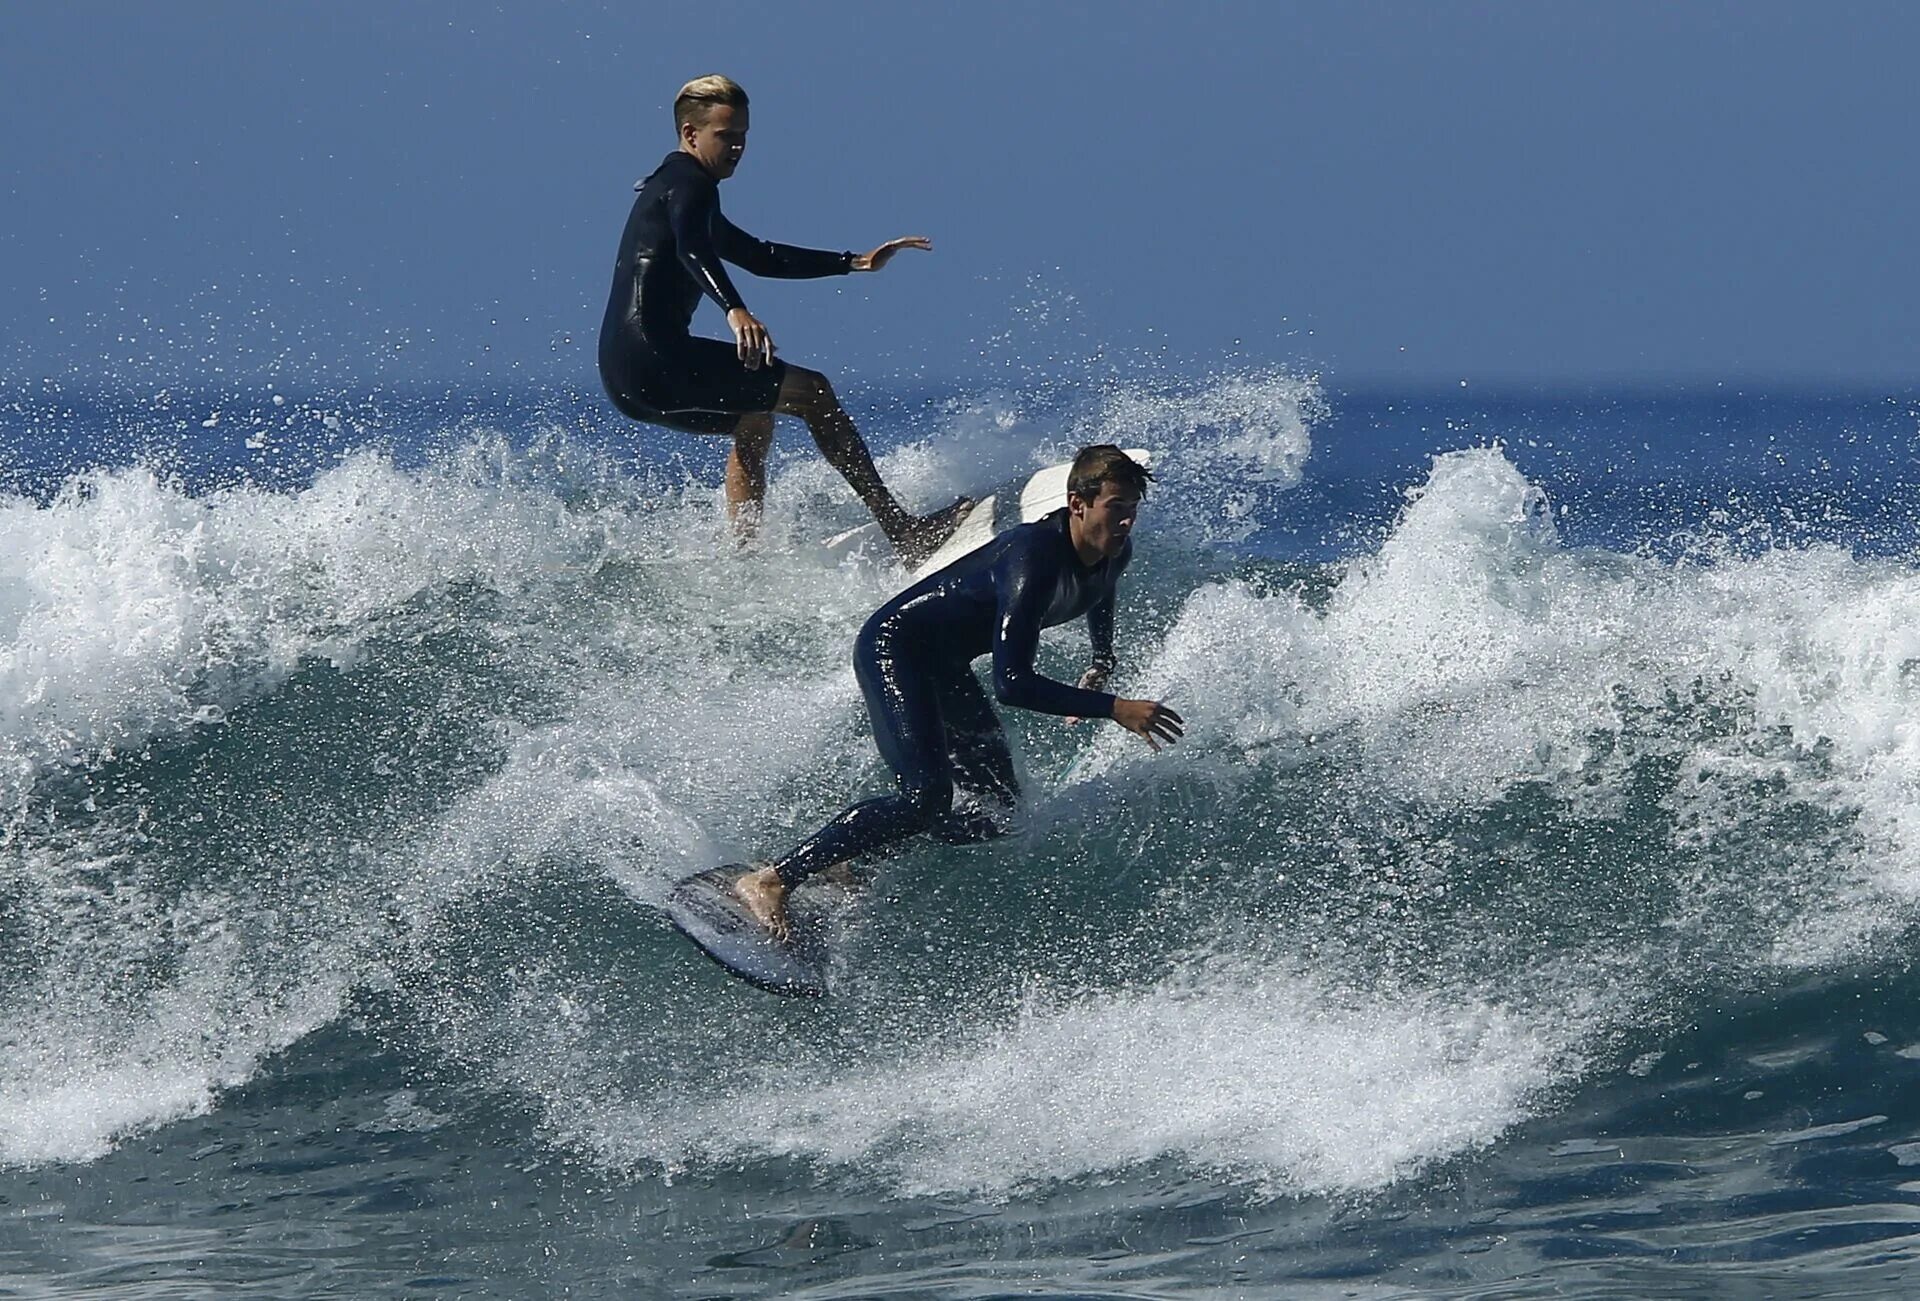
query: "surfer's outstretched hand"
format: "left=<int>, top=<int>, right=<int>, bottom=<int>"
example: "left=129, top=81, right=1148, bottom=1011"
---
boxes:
left=853, top=236, right=932, bottom=272
left=1112, top=698, right=1184, bottom=751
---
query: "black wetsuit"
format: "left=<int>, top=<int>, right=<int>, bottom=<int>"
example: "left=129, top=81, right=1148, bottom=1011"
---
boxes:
left=772, top=509, right=1130, bottom=887
left=598, top=152, right=854, bottom=435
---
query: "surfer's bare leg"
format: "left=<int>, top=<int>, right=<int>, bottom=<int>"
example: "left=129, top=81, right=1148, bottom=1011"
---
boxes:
left=725, top=412, right=775, bottom=533
left=775, top=366, right=970, bottom=560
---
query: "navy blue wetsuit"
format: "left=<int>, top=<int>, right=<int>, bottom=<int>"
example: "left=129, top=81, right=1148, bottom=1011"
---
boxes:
left=598, top=151, right=854, bottom=434
left=772, top=508, right=1130, bottom=887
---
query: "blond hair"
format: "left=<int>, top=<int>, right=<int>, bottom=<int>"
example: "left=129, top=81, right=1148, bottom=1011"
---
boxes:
left=673, top=75, right=748, bottom=132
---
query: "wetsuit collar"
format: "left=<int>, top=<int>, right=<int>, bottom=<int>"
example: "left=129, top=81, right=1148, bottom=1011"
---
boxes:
left=637, top=151, right=696, bottom=191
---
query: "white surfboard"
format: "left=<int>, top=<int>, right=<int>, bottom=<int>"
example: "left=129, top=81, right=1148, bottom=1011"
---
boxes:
left=824, top=448, right=1154, bottom=579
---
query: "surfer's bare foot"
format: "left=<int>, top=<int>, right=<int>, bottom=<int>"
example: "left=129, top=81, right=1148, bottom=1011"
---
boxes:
left=890, top=496, right=975, bottom=566
left=732, top=865, right=792, bottom=942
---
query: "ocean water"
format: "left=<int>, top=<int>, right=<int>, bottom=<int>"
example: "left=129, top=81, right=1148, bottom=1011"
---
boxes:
left=5, top=369, right=1920, bottom=1298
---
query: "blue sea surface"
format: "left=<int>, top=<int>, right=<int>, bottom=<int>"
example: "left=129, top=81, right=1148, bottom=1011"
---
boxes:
left=5, top=370, right=1920, bottom=1297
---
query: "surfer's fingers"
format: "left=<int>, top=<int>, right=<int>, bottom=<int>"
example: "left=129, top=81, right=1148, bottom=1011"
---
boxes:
left=733, top=318, right=771, bottom=367
left=1126, top=719, right=1162, bottom=748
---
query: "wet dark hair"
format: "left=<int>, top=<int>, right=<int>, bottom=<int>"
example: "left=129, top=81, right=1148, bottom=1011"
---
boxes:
left=1066, top=445, right=1153, bottom=501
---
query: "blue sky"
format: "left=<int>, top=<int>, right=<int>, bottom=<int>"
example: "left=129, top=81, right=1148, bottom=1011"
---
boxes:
left=3, top=1, right=1916, bottom=388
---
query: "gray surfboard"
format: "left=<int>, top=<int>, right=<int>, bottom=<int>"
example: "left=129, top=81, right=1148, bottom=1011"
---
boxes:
left=664, top=865, right=829, bottom=997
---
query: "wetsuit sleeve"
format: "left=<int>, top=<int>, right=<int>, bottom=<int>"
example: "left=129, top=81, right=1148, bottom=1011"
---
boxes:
left=1086, top=599, right=1116, bottom=673
left=713, top=214, right=854, bottom=279
left=664, top=174, right=750, bottom=313
left=991, top=548, right=1119, bottom=719
left=1085, top=541, right=1132, bottom=672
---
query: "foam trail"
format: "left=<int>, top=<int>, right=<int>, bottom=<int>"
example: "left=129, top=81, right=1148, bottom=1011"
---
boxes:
left=573, top=960, right=1578, bottom=1199
left=0, top=902, right=352, bottom=1165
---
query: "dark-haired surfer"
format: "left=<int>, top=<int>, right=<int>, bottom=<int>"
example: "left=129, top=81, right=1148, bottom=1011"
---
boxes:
left=732, top=446, right=1184, bottom=938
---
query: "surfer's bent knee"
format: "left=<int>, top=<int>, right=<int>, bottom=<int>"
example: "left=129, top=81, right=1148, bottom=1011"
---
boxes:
left=733, top=411, right=774, bottom=450
left=900, top=773, right=954, bottom=826
left=776, top=366, right=836, bottom=417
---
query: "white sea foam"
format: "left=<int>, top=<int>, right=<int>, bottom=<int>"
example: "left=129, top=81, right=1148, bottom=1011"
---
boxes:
left=768, top=369, right=1321, bottom=549
left=0, top=435, right=659, bottom=1164
left=0, top=439, right=649, bottom=815
left=566, top=958, right=1575, bottom=1199
left=1083, top=371, right=1319, bottom=488
left=1075, top=444, right=1920, bottom=963
left=0, top=907, right=348, bottom=1166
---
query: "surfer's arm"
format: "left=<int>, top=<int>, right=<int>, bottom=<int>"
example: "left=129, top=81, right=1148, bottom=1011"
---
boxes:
left=665, top=183, right=781, bottom=365
left=1083, top=541, right=1132, bottom=680
left=990, top=553, right=1118, bottom=719
left=712, top=214, right=854, bottom=279
left=1085, top=595, right=1117, bottom=675
left=1063, top=547, right=1131, bottom=721
left=664, top=177, right=751, bottom=313
left=1071, top=601, right=1117, bottom=705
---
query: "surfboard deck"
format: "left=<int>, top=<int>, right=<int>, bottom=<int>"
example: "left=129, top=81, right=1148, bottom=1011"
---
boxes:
left=664, top=865, right=830, bottom=997
left=823, top=449, right=1154, bottom=579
